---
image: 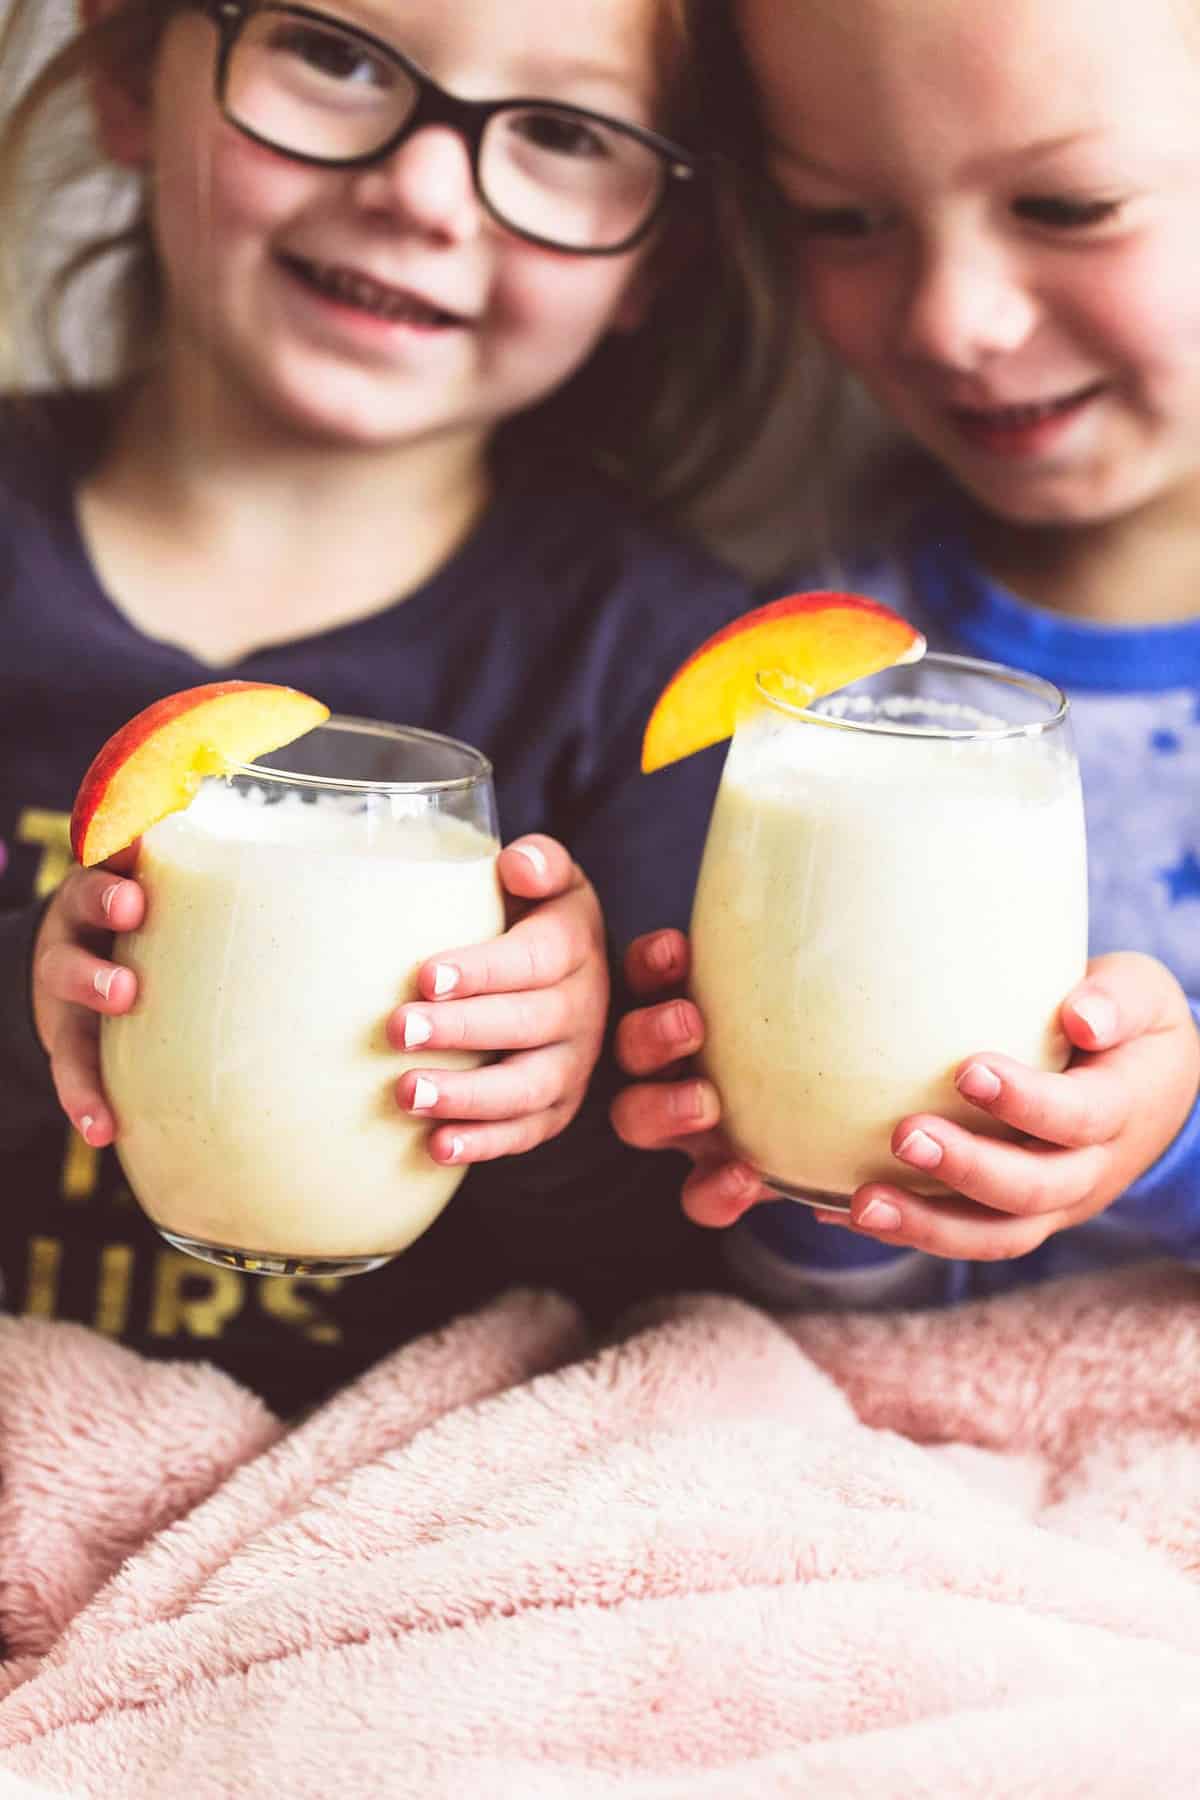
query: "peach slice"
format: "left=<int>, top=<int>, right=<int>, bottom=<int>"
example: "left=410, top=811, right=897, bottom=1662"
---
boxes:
left=641, top=591, right=926, bottom=773
left=70, top=681, right=330, bottom=867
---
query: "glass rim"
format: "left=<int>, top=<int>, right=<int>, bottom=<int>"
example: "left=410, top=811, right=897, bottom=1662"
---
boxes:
left=223, top=714, right=495, bottom=794
left=753, top=650, right=1070, bottom=742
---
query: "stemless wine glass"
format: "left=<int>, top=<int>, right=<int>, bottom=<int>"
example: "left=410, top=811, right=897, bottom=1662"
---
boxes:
left=689, top=652, right=1089, bottom=1211
left=101, top=718, right=505, bottom=1275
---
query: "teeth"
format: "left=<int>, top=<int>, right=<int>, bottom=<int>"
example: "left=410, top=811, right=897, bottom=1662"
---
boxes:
left=967, top=390, right=1096, bottom=428
left=994, top=399, right=1065, bottom=425
left=296, top=259, right=455, bottom=326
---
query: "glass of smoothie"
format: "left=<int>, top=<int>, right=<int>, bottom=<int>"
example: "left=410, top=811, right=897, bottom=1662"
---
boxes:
left=100, top=718, right=505, bottom=1275
left=689, top=652, right=1088, bottom=1211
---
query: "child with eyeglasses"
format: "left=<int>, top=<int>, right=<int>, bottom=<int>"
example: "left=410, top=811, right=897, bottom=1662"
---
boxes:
left=0, top=0, right=775, bottom=1412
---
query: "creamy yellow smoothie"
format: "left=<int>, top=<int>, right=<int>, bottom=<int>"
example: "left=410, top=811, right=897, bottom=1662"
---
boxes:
left=690, top=667, right=1088, bottom=1202
left=101, top=778, right=504, bottom=1267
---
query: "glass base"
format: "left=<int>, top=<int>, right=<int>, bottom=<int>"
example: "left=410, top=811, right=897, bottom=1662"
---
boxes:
left=756, top=1171, right=853, bottom=1215
left=155, top=1227, right=393, bottom=1278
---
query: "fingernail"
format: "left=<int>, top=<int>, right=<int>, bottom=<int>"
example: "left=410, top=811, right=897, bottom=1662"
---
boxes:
left=719, top=1164, right=756, bottom=1204
left=1072, top=993, right=1116, bottom=1044
left=670, top=1081, right=710, bottom=1123
left=93, top=967, right=116, bottom=1001
left=957, top=1061, right=1001, bottom=1103
left=410, top=1076, right=439, bottom=1112
left=895, top=1127, right=943, bottom=1171
left=658, top=1001, right=697, bottom=1048
left=511, top=842, right=547, bottom=877
left=100, top=883, right=121, bottom=920
left=646, top=933, right=676, bottom=974
left=858, top=1197, right=902, bottom=1231
left=79, top=1114, right=97, bottom=1145
left=447, top=1134, right=466, bottom=1162
left=403, top=1011, right=433, bottom=1049
left=432, top=964, right=459, bottom=997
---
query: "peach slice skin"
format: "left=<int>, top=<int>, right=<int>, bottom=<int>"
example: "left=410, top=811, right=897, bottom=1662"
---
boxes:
left=641, top=591, right=926, bottom=773
left=70, top=681, right=330, bottom=867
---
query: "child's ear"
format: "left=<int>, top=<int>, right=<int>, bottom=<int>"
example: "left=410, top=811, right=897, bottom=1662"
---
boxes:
left=79, top=0, right=153, bottom=169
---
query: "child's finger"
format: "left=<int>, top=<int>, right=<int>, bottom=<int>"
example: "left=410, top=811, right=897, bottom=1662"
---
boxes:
left=838, top=1182, right=1068, bottom=1261
left=614, top=997, right=704, bottom=1077
left=609, top=1077, right=720, bottom=1149
left=422, top=1108, right=570, bottom=1167
left=390, top=979, right=588, bottom=1055
left=622, top=929, right=690, bottom=998
left=397, top=1046, right=579, bottom=1122
left=36, top=941, right=138, bottom=1015
left=680, top=1159, right=769, bottom=1229
left=58, top=869, right=145, bottom=938
left=888, top=1111, right=1110, bottom=1217
left=415, top=894, right=598, bottom=1001
left=1061, top=951, right=1181, bottom=1052
left=496, top=834, right=575, bottom=900
left=949, top=1053, right=1128, bottom=1149
left=46, top=1011, right=115, bottom=1148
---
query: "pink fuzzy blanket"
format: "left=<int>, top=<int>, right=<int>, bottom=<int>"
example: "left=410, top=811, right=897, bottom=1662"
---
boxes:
left=3, top=1264, right=1200, bottom=1797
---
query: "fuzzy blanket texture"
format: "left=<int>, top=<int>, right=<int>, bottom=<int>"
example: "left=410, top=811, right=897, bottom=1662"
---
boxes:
left=2, top=1263, right=1200, bottom=1797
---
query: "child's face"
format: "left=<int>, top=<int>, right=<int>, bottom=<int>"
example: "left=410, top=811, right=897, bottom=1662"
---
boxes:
left=740, top=0, right=1200, bottom=529
left=128, top=0, right=664, bottom=450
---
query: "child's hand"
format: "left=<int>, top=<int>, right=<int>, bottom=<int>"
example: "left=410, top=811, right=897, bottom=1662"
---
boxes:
left=609, top=928, right=772, bottom=1222
left=31, top=856, right=144, bottom=1147
left=388, top=835, right=608, bottom=1167
left=614, top=940, right=1200, bottom=1254
left=823, top=953, right=1200, bottom=1259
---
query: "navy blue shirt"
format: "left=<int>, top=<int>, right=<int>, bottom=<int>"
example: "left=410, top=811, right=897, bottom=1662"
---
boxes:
left=0, top=391, right=750, bottom=1414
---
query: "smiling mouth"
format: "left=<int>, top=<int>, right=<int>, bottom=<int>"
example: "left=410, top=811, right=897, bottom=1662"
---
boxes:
left=282, top=255, right=464, bottom=328
left=950, top=381, right=1108, bottom=430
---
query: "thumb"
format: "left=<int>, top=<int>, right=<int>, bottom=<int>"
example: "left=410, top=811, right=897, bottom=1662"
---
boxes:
left=1061, top=951, right=1183, bottom=1053
left=496, top=834, right=574, bottom=901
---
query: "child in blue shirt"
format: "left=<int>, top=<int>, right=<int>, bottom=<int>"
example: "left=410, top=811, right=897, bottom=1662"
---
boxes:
left=613, top=0, right=1200, bottom=1308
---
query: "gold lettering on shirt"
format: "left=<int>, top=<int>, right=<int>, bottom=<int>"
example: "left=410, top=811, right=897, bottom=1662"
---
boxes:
left=60, top=1132, right=100, bottom=1201
left=17, top=809, right=73, bottom=898
left=149, top=1252, right=245, bottom=1339
left=259, top=1275, right=345, bottom=1346
left=25, top=1236, right=62, bottom=1316
left=93, top=1243, right=134, bottom=1337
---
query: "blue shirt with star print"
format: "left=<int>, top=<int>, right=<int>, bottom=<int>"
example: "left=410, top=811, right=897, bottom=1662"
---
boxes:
left=731, top=508, right=1200, bottom=1313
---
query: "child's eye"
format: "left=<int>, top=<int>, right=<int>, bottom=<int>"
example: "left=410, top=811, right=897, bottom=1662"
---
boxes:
left=509, top=111, right=612, bottom=162
left=266, top=23, right=392, bottom=90
left=784, top=204, right=885, bottom=241
left=1011, top=195, right=1123, bottom=230
left=791, top=207, right=877, bottom=239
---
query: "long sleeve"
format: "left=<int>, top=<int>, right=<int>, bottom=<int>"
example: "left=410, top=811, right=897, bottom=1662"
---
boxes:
left=1104, top=999, right=1200, bottom=1258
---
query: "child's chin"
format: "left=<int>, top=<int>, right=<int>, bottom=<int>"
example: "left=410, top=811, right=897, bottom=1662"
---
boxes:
left=953, top=464, right=1135, bottom=531
left=261, top=380, right=420, bottom=451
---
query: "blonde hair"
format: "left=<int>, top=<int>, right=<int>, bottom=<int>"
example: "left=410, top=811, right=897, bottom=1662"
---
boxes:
left=0, top=0, right=787, bottom=516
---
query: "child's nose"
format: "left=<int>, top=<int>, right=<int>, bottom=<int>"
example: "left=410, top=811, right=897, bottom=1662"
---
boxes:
left=352, top=126, right=482, bottom=243
left=898, top=240, right=1037, bottom=370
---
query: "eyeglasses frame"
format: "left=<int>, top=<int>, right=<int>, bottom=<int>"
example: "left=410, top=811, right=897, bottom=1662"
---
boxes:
left=200, top=0, right=702, bottom=255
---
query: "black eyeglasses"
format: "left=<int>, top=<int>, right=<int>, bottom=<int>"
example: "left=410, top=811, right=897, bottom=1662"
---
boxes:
left=200, top=0, right=700, bottom=254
